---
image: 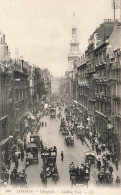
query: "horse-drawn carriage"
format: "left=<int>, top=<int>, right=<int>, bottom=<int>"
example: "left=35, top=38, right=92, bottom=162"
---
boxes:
left=69, top=162, right=89, bottom=186
left=50, top=107, right=56, bottom=119
left=76, top=125, right=85, bottom=138
left=66, top=114, right=72, bottom=122
left=52, top=166, right=59, bottom=183
left=65, top=107, right=69, bottom=114
left=65, top=135, right=74, bottom=146
left=73, top=120, right=80, bottom=131
left=14, top=171, right=27, bottom=186
left=97, top=171, right=113, bottom=185
left=62, top=127, right=69, bottom=136
left=40, top=146, right=59, bottom=184
left=60, top=122, right=66, bottom=132
left=44, top=152, right=56, bottom=177
left=37, top=121, right=41, bottom=131
left=60, top=123, right=69, bottom=136
left=41, top=146, right=57, bottom=158
left=30, top=134, right=40, bottom=149
left=26, top=143, right=38, bottom=166
left=10, top=168, right=27, bottom=186
left=85, top=151, right=96, bottom=167
left=41, top=146, right=58, bottom=179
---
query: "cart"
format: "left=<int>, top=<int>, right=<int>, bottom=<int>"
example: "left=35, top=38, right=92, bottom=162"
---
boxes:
left=26, top=143, right=38, bottom=165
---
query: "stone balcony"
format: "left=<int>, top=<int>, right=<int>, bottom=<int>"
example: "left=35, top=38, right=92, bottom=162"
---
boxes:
left=93, top=74, right=107, bottom=83
left=112, top=94, right=121, bottom=101
left=95, top=92, right=111, bottom=102
left=95, top=60, right=106, bottom=67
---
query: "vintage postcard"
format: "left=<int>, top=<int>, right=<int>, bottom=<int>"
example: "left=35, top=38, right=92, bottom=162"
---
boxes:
left=0, top=0, right=121, bottom=195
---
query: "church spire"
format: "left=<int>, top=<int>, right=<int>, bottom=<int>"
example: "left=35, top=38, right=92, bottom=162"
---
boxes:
left=72, top=12, right=77, bottom=39
left=70, top=13, right=79, bottom=54
left=73, top=12, right=75, bottom=25
left=68, top=13, right=81, bottom=71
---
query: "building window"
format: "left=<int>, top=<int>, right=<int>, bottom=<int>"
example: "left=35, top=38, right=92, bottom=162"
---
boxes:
left=15, top=90, right=19, bottom=102
left=23, top=89, right=25, bottom=98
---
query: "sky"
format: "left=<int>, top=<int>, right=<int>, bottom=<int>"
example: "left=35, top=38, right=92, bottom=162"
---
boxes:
left=0, top=0, right=120, bottom=77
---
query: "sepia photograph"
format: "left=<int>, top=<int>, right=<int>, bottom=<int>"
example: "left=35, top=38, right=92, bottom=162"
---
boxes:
left=0, top=0, right=121, bottom=194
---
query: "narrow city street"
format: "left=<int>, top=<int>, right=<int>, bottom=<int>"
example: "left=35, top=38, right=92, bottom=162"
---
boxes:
left=5, top=104, right=120, bottom=189
left=25, top=108, right=96, bottom=187
left=1, top=1, right=121, bottom=193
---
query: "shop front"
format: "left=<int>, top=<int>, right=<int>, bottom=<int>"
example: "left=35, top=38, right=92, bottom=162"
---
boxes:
left=95, top=111, right=108, bottom=144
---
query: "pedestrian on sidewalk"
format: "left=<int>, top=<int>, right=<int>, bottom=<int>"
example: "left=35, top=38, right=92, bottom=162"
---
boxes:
left=4, top=170, right=9, bottom=184
left=42, top=121, right=44, bottom=127
left=1, top=164, right=6, bottom=173
left=95, top=142, right=98, bottom=151
left=17, top=142, right=20, bottom=151
left=89, top=137, right=92, bottom=144
left=109, top=146, right=112, bottom=153
left=13, top=167, right=17, bottom=175
left=98, top=173, right=102, bottom=183
left=116, top=176, right=120, bottom=186
left=102, top=154, right=106, bottom=163
left=109, top=165, right=113, bottom=175
left=15, top=157, right=19, bottom=169
left=92, top=143, right=94, bottom=151
left=115, top=159, right=119, bottom=170
left=98, top=146, right=101, bottom=155
left=107, top=152, right=111, bottom=161
left=101, top=144, right=106, bottom=152
left=24, top=138, right=26, bottom=151
left=61, top=151, right=64, bottom=161
left=110, top=152, right=114, bottom=163
left=102, top=163, right=106, bottom=173
left=45, top=122, right=47, bottom=127
left=21, top=151, right=24, bottom=162
left=96, top=146, right=99, bottom=155
left=10, top=171, right=14, bottom=184
left=97, top=158, right=101, bottom=171
left=7, top=156, right=11, bottom=170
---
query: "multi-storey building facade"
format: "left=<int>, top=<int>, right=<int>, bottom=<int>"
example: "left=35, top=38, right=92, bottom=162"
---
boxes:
left=13, top=60, right=30, bottom=133
left=94, top=41, right=111, bottom=144
left=0, top=33, right=12, bottom=170
left=0, top=66, right=10, bottom=169
left=74, top=20, right=121, bottom=160
left=85, top=40, right=96, bottom=129
left=41, top=69, right=51, bottom=95
left=106, top=24, right=121, bottom=159
left=77, top=55, right=88, bottom=125
left=0, top=31, right=52, bottom=171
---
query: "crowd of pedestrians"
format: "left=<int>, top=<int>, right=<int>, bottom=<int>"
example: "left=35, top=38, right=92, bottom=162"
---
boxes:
left=85, top=131, right=121, bottom=186
left=0, top=138, right=26, bottom=186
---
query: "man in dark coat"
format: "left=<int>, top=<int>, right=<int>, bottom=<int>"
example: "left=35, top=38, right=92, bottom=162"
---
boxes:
left=115, top=159, right=119, bottom=170
left=61, top=151, right=64, bottom=161
left=116, top=176, right=120, bottom=186
left=97, top=159, right=101, bottom=171
left=109, top=165, right=113, bottom=175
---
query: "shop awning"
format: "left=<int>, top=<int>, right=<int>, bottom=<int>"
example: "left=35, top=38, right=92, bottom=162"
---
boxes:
left=73, top=100, right=78, bottom=104
left=28, top=111, right=35, bottom=120
left=107, top=124, right=114, bottom=130
left=0, top=115, right=8, bottom=121
left=0, top=137, right=9, bottom=147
